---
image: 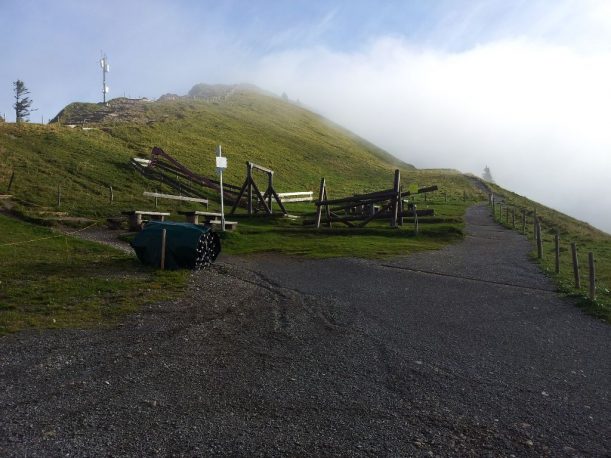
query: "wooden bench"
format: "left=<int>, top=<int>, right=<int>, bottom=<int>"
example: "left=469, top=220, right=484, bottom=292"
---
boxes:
left=206, top=219, right=239, bottom=231
left=178, top=210, right=222, bottom=224
left=121, top=210, right=171, bottom=231
left=178, top=211, right=238, bottom=231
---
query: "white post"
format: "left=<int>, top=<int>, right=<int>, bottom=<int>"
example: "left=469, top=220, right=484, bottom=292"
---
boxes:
left=216, top=145, right=226, bottom=232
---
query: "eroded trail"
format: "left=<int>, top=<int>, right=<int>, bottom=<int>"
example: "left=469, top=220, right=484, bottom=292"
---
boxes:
left=1, top=205, right=609, bottom=456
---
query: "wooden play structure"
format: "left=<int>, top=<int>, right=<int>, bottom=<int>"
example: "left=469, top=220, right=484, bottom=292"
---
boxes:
left=229, top=162, right=287, bottom=216
left=307, top=169, right=437, bottom=228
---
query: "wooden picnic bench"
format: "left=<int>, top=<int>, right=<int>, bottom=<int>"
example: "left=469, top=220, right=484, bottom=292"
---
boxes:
left=121, top=210, right=171, bottom=231
left=178, top=211, right=238, bottom=231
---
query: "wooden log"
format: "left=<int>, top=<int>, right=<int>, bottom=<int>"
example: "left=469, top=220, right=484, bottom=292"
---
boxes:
left=323, top=186, right=332, bottom=228
left=229, top=176, right=249, bottom=215
left=160, top=228, right=167, bottom=270
left=330, top=211, right=355, bottom=227
left=391, top=169, right=400, bottom=228
left=571, top=242, right=581, bottom=289
left=143, top=191, right=208, bottom=205
left=247, top=163, right=253, bottom=216
left=588, top=252, right=596, bottom=300
left=269, top=188, right=288, bottom=215
left=267, top=172, right=273, bottom=213
left=251, top=179, right=271, bottom=215
left=305, top=208, right=434, bottom=225
left=315, top=178, right=325, bottom=229
left=359, top=202, right=391, bottom=228
left=248, top=161, right=274, bottom=174
left=554, top=232, right=560, bottom=274
left=317, top=191, right=396, bottom=207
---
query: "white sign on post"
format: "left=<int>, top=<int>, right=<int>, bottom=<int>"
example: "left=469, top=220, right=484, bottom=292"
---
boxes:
left=216, top=145, right=226, bottom=232
left=216, top=156, right=227, bottom=171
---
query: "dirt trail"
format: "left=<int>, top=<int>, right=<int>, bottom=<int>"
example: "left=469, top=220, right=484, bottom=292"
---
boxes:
left=1, top=204, right=609, bottom=456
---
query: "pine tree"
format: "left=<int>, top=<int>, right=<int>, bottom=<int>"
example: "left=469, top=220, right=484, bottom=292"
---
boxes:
left=482, top=165, right=494, bottom=183
left=13, top=80, right=33, bottom=122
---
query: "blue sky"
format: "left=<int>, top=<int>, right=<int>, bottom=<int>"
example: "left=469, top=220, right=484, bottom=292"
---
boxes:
left=1, top=0, right=611, bottom=231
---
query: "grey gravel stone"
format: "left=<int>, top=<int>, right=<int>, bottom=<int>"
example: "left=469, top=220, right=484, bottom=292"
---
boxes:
left=0, top=204, right=609, bottom=456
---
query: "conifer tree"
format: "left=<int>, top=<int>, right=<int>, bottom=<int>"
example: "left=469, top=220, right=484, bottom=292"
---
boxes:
left=13, top=80, right=33, bottom=122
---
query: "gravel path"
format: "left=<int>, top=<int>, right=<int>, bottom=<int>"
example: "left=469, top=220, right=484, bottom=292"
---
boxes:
left=1, top=204, right=609, bottom=456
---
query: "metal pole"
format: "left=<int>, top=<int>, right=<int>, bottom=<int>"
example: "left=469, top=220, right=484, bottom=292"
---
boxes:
left=218, top=145, right=225, bottom=232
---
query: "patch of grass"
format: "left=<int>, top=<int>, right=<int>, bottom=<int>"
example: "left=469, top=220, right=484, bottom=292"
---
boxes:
left=0, top=215, right=189, bottom=335
left=488, top=184, right=611, bottom=322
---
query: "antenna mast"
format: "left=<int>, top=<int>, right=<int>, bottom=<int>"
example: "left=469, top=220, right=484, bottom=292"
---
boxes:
left=100, top=52, right=110, bottom=104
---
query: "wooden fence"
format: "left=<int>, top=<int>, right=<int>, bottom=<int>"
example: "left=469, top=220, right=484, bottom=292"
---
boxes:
left=489, top=193, right=598, bottom=300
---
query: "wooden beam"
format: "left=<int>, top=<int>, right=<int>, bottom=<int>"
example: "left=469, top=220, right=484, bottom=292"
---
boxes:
left=143, top=191, right=208, bottom=205
left=248, top=161, right=274, bottom=174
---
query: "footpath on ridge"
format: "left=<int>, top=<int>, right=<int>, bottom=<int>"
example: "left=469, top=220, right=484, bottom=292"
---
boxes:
left=1, top=204, right=609, bottom=456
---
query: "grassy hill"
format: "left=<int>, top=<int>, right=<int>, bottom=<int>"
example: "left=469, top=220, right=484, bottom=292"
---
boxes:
left=0, top=83, right=608, bottom=332
left=2, top=84, right=482, bottom=219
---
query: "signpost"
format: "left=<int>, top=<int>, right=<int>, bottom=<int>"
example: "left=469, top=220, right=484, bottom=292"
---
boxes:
left=215, top=145, right=227, bottom=231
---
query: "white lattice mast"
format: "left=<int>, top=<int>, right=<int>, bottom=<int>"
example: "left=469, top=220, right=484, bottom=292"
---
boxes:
left=100, top=52, right=110, bottom=104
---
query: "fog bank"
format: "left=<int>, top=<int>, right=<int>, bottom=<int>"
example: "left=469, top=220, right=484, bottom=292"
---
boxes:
left=247, top=38, right=611, bottom=233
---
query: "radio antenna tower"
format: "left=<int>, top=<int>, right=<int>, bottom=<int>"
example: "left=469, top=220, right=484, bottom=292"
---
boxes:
left=99, top=52, right=110, bottom=104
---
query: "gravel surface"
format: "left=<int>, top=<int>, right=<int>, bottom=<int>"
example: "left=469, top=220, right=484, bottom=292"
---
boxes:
left=1, top=204, right=609, bottom=456
left=59, top=225, right=135, bottom=255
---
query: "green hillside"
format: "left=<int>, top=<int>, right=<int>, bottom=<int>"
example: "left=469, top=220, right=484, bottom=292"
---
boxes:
left=1, top=83, right=608, bottom=333
left=2, top=84, right=482, bottom=219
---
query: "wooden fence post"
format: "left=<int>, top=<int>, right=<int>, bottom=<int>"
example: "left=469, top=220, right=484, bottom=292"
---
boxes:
left=536, top=218, right=543, bottom=259
left=247, top=163, right=253, bottom=216
left=533, top=208, right=537, bottom=240
left=109, top=185, right=114, bottom=205
left=522, top=209, right=526, bottom=234
left=512, top=208, right=515, bottom=229
left=554, top=232, right=560, bottom=274
left=155, top=189, right=158, bottom=208
left=7, top=170, right=15, bottom=192
left=414, top=204, right=419, bottom=235
left=160, top=229, right=167, bottom=270
left=391, top=169, right=400, bottom=227
left=57, top=184, right=61, bottom=208
left=588, top=252, right=595, bottom=300
left=571, top=242, right=581, bottom=289
left=315, top=178, right=325, bottom=229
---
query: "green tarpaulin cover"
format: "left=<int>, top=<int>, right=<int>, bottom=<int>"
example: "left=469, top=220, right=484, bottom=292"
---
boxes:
left=131, top=221, right=220, bottom=270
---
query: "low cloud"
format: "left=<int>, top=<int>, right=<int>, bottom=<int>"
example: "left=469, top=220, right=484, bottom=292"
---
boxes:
left=247, top=37, right=611, bottom=232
